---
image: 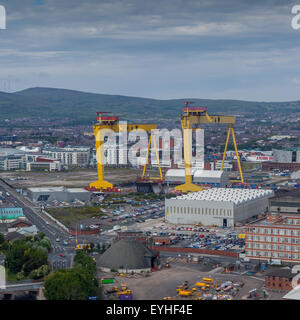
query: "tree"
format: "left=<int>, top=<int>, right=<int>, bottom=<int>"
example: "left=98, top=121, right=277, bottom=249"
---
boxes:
left=29, top=264, right=50, bottom=280
left=5, top=240, right=29, bottom=273
left=44, top=268, right=99, bottom=300
left=0, top=240, right=9, bottom=253
left=39, top=238, right=51, bottom=252
left=73, top=251, right=96, bottom=274
left=32, top=232, right=46, bottom=243
left=22, top=248, right=48, bottom=276
left=0, top=233, right=4, bottom=245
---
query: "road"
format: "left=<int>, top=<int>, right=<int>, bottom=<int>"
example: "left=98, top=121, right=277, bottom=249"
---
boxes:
left=0, top=180, right=116, bottom=271
left=0, top=281, right=44, bottom=294
left=0, top=181, right=74, bottom=270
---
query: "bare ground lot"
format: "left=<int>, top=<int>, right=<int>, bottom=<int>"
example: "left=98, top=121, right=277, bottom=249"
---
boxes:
left=99, top=262, right=281, bottom=300
left=1, top=168, right=142, bottom=188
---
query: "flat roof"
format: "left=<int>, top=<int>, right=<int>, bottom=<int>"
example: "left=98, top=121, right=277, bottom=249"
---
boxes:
left=0, top=148, right=25, bottom=155
left=28, top=187, right=90, bottom=194
left=194, top=170, right=225, bottom=178
left=66, top=188, right=90, bottom=193
left=27, top=187, right=65, bottom=193
left=246, top=214, right=300, bottom=228
left=166, top=169, right=225, bottom=178
left=171, top=188, right=274, bottom=205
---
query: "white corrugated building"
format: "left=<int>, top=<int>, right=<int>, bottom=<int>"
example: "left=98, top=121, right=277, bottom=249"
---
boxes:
left=165, top=169, right=229, bottom=187
left=165, top=188, right=274, bottom=227
left=193, top=170, right=229, bottom=187
left=27, top=187, right=91, bottom=202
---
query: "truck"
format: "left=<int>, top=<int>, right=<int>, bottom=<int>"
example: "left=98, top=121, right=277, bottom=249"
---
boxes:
left=202, top=277, right=214, bottom=284
left=105, top=286, right=118, bottom=294
left=178, top=289, right=194, bottom=296
left=195, top=282, right=210, bottom=288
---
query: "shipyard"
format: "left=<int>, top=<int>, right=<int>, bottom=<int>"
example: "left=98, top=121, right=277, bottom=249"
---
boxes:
left=0, top=0, right=300, bottom=311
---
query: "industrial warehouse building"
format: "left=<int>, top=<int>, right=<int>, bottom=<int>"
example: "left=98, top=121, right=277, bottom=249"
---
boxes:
left=27, top=187, right=91, bottom=202
left=99, top=240, right=159, bottom=273
left=165, top=169, right=229, bottom=187
left=165, top=188, right=274, bottom=227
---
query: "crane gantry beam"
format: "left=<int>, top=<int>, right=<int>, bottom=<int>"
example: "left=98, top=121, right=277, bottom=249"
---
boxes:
left=174, top=103, right=244, bottom=193
left=89, top=112, right=162, bottom=191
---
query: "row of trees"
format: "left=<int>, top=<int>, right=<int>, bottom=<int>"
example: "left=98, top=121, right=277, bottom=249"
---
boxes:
left=44, top=251, right=100, bottom=300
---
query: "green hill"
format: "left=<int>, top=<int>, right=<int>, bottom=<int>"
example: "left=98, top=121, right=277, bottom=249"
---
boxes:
left=0, top=87, right=298, bottom=124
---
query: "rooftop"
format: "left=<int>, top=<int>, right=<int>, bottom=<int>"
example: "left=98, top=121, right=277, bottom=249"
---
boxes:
left=246, top=213, right=300, bottom=228
left=265, top=267, right=293, bottom=279
left=165, top=169, right=225, bottom=178
left=66, top=188, right=90, bottom=193
left=172, top=188, right=274, bottom=205
left=99, top=240, right=156, bottom=270
left=27, top=186, right=65, bottom=193
left=283, top=285, right=300, bottom=300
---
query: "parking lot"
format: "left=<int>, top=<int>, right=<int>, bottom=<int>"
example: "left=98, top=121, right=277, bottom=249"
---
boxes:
left=77, top=199, right=166, bottom=232
left=141, top=222, right=246, bottom=253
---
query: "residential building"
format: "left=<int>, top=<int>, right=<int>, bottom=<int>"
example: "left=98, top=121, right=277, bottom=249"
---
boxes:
left=43, top=147, right=90, bottom=167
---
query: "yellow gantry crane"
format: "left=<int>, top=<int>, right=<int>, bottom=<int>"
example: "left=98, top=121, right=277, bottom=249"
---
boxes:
left=89, top=112, right=162, bottom=191
left=174, top=102, right=244, bottom=193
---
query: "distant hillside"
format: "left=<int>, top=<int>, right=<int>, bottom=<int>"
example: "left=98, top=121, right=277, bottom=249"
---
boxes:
left=0, top=87, right=298, bottom=124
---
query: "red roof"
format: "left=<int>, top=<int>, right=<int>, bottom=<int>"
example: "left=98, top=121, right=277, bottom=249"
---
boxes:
left=96, top=116, right=119, bottom=121
left=182, top=107, right=207, bottom=113
left=36, top=157, right=54, bottom=163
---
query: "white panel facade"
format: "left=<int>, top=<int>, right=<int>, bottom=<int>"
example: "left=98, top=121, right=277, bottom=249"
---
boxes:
left=165, top=188, right=274, bottom=227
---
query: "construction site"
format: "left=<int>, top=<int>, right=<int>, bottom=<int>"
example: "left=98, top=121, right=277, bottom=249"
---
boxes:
left=98, top=257, right=277, bottom=300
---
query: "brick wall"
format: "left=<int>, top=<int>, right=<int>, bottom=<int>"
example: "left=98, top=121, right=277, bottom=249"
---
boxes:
left=262, top=162, right=300, bottom=172
left=265, top=276, right=293, bottom=291
left=149, top=246, right=239, bottom=258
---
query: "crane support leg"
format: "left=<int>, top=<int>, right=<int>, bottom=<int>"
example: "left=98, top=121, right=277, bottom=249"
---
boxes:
left=142, top=131, right=163, bottom=181
left=142, top=133, right=152, bottom=179
left=89, top=126, right=114, bottom=190
left=175, top=125, right=203, bottom=193
left=221, top=124, right=244, bottom=183
left=152, top=132, right=163, bottom=181
left=231, top=126, right=244, bottom=183
left=221, top=126, right=231, bottom=171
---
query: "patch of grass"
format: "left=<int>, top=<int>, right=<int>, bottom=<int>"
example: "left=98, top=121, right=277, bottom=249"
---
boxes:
left=47, top=206, right=104, bottom=227
left=6, top=269, right=29, bottom=283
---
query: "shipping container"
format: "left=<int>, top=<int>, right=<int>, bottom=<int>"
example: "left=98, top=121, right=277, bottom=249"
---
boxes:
left=101, top=278, right=114, bottom=284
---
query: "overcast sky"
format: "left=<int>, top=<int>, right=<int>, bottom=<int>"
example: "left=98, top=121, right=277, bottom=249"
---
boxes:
left=0, top=0, right=300, bottom=101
